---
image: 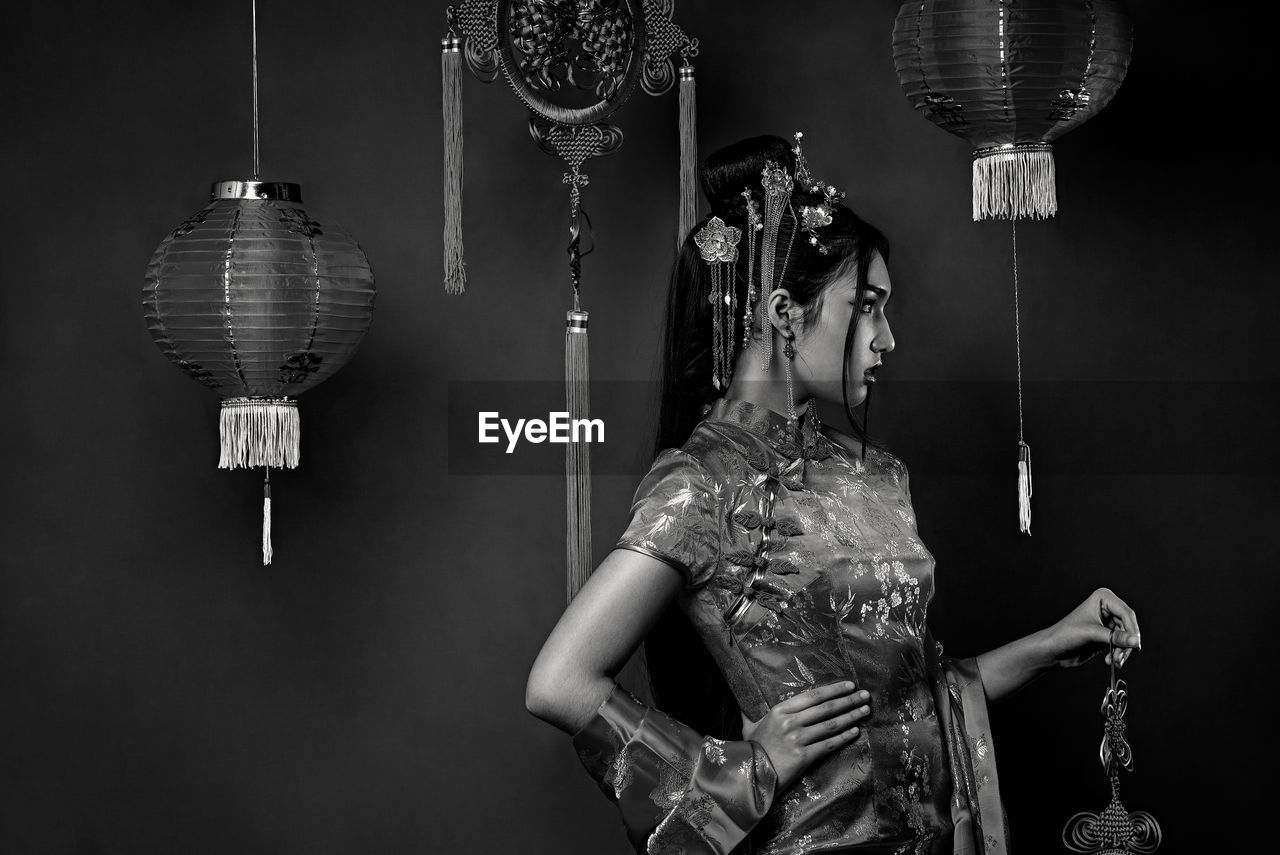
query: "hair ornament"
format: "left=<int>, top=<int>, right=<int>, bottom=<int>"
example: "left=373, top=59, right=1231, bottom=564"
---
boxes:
left=792, top=131, right=845, bottom=255
left=693, top=216, right=741, bottom=264
left=757, top=160, right=793, bottom=369
left=694, top=216, right=742, bottom=390
left=740, top=187, right=760, bottom=354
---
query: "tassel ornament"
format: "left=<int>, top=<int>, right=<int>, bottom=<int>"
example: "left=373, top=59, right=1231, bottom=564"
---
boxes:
left=262, top=469, right=273, bottom=566
left=565, top=309, right=592, bottom=603
left=1017, top=441, right=1032, bottom=536
left=443, top=34, right=466, bottom=293
left=973, top=143, right=1057, bottom=221
left=677, top=64, right=697, bottom=245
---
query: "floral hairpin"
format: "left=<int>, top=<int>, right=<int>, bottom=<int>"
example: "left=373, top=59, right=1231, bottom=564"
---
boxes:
left=694, top=216, right=742, bottom=390
left=792, top=131, right=845, bottom=255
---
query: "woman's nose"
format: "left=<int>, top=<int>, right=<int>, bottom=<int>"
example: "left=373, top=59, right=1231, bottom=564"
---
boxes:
left=874, top=319, right=895, bottom=354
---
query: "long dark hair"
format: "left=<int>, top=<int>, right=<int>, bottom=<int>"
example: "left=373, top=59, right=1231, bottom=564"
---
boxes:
left=644, top=135, right=891, bottom=738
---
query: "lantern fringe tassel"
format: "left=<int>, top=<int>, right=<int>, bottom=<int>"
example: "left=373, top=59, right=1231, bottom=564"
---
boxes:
left=678, top=64, right=697, bottom=245
left=973, top=144, right=1057, bottom=221
left=219, top=398, right=300, bottom=470
left=565, top=310, right=592, bottom=604
left=443, top=34, right=466, bottom=294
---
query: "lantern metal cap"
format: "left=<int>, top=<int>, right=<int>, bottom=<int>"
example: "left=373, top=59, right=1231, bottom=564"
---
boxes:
left=972, top=142, right=1053, bottom=160
left=211, top=180, right=303, bottom=202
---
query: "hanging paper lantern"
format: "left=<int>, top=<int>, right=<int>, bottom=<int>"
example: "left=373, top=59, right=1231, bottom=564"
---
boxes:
left=143, top=180, right=376, bottom=561
left=892, top=0, right=1133, bottom=220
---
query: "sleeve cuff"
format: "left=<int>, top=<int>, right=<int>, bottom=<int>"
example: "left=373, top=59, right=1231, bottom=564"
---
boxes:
left=572, top=683, right=778, bottom=854
left=933, top=654, right=1010, bottom=855
left=614, top=543, right=692, bottom=588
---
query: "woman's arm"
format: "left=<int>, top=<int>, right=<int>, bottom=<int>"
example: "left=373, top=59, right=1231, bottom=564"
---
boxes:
left=975, top=586, right=1144, bottom=703
left=526, top=547, right=868, bottom=854
left=525, top=547, right=682, bottom=732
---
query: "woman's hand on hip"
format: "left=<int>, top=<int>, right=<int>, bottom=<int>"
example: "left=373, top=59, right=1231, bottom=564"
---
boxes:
left=1046, top=587, right=1143, bottom=669
left=739, top=681, right=869, bottom=792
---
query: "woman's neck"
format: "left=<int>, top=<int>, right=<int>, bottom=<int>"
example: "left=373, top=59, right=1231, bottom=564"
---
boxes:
left=723, top=335, right=809, bottom=420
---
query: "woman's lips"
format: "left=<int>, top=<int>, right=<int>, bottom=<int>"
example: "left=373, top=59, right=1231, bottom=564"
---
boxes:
left=863, top=367, right=879, bottom=384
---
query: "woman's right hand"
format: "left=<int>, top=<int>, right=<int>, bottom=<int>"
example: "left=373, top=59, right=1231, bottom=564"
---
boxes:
left=740, top=681, right=871, bottom=792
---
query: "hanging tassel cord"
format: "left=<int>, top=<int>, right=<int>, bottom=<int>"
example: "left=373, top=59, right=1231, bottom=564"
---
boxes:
left=677, top=60, right=697, bottom=247
left=251, top=0, right=260, bottom=180
left=262, top=467, right=273, bottom=566
left=565, top=177, right=593, bottom=602
left=442, top=27, right=466, bottom=294
left=1013, top=220, right=1032, bottom=535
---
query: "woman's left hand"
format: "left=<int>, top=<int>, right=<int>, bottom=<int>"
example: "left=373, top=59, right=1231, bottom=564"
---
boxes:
left=1045, top=587, right=1142, bottom=669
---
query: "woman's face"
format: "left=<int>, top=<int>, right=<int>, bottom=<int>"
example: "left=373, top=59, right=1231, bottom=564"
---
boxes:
left=792, top=250, right=895, bottom=412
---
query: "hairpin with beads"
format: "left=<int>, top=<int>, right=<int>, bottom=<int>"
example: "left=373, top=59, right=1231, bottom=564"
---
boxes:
left=757, top=160, right=794, bottom=369
left=740, top=187, right=761, bottom=357
left=694, top=216, right=742, bottom=390
left=792, top=131, right=845, bottom=255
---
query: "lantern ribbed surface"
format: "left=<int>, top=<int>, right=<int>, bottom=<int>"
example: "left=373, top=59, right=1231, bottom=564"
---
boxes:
left=892, top=0, right=1133, bottom=219
left=143, top=182, right=375, bottom=468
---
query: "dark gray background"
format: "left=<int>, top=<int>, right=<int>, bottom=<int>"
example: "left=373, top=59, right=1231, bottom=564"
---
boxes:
left=2, top=1, right=1272, bottom=852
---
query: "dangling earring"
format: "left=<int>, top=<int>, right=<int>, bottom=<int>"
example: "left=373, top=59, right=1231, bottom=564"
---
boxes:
left=782, top=334, right=798, bottom=439
left=805, top=396, right=819, bottom=457
left=861, top=382, right=872, bottom=465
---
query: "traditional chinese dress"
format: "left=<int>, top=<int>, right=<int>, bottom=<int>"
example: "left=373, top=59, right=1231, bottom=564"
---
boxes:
left=572, top=398, right=1008, bottom=855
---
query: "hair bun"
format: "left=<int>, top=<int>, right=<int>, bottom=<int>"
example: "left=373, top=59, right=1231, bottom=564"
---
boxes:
left=700, top=135, right=797, bottom=219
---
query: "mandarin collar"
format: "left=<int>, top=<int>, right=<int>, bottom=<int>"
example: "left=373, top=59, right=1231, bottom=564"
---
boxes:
left=703, top=397, right=828, bottom=461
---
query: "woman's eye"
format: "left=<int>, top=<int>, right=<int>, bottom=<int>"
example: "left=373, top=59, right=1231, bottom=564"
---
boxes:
left=860, top=301, right=876, bottom=314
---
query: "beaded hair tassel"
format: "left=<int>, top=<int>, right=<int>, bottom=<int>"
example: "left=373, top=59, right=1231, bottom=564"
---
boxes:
left=757, top=162, right=792, bottom=370
left=694, top=217, right=743, bottom=390
left=740, top=189, right=761, bottom=357
left=792, top=131, right=844, bottom=256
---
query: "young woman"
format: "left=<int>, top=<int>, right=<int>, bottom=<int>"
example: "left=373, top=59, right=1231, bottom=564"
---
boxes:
left=525, top=135, right=1142, bottom=855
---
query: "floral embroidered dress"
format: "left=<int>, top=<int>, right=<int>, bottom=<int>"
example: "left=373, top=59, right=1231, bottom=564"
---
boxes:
left=572, top=398, right=1008, bottom=855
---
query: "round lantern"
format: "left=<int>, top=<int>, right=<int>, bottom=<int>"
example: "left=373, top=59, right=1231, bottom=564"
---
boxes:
left=143, top=179, right=376, bottom=561
left=892, top=0, right=1133, bottom=220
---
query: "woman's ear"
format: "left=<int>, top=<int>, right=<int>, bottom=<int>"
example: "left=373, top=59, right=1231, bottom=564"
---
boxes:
left=766, top=288, right=795, bottom=335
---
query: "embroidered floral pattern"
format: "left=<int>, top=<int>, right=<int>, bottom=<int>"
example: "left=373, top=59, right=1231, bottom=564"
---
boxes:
left=597, top=398, right=1004, bottom=854
left=704, top=737, right=727, bottom=766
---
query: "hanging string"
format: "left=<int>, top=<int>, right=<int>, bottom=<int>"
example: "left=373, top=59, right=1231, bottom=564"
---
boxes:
left=251, top=0, right=260, bottom=180
left=1013, top=220, right=1032, bottom=535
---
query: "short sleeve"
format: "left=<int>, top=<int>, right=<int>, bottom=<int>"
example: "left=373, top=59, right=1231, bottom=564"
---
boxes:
left=616, top=448, right=723, bottom=590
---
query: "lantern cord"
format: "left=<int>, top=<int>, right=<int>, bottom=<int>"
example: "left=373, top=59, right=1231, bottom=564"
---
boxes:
left=263, top=467, right=273, bottom=565
left=1013, top=220, right=1032, bottom=535
left=251, top=0, right=260, bottom=181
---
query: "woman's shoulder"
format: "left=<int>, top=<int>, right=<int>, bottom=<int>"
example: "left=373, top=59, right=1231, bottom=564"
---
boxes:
left=864, top=443, right=912, bottom=490
left=637, top=421, right=758, bottom=492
